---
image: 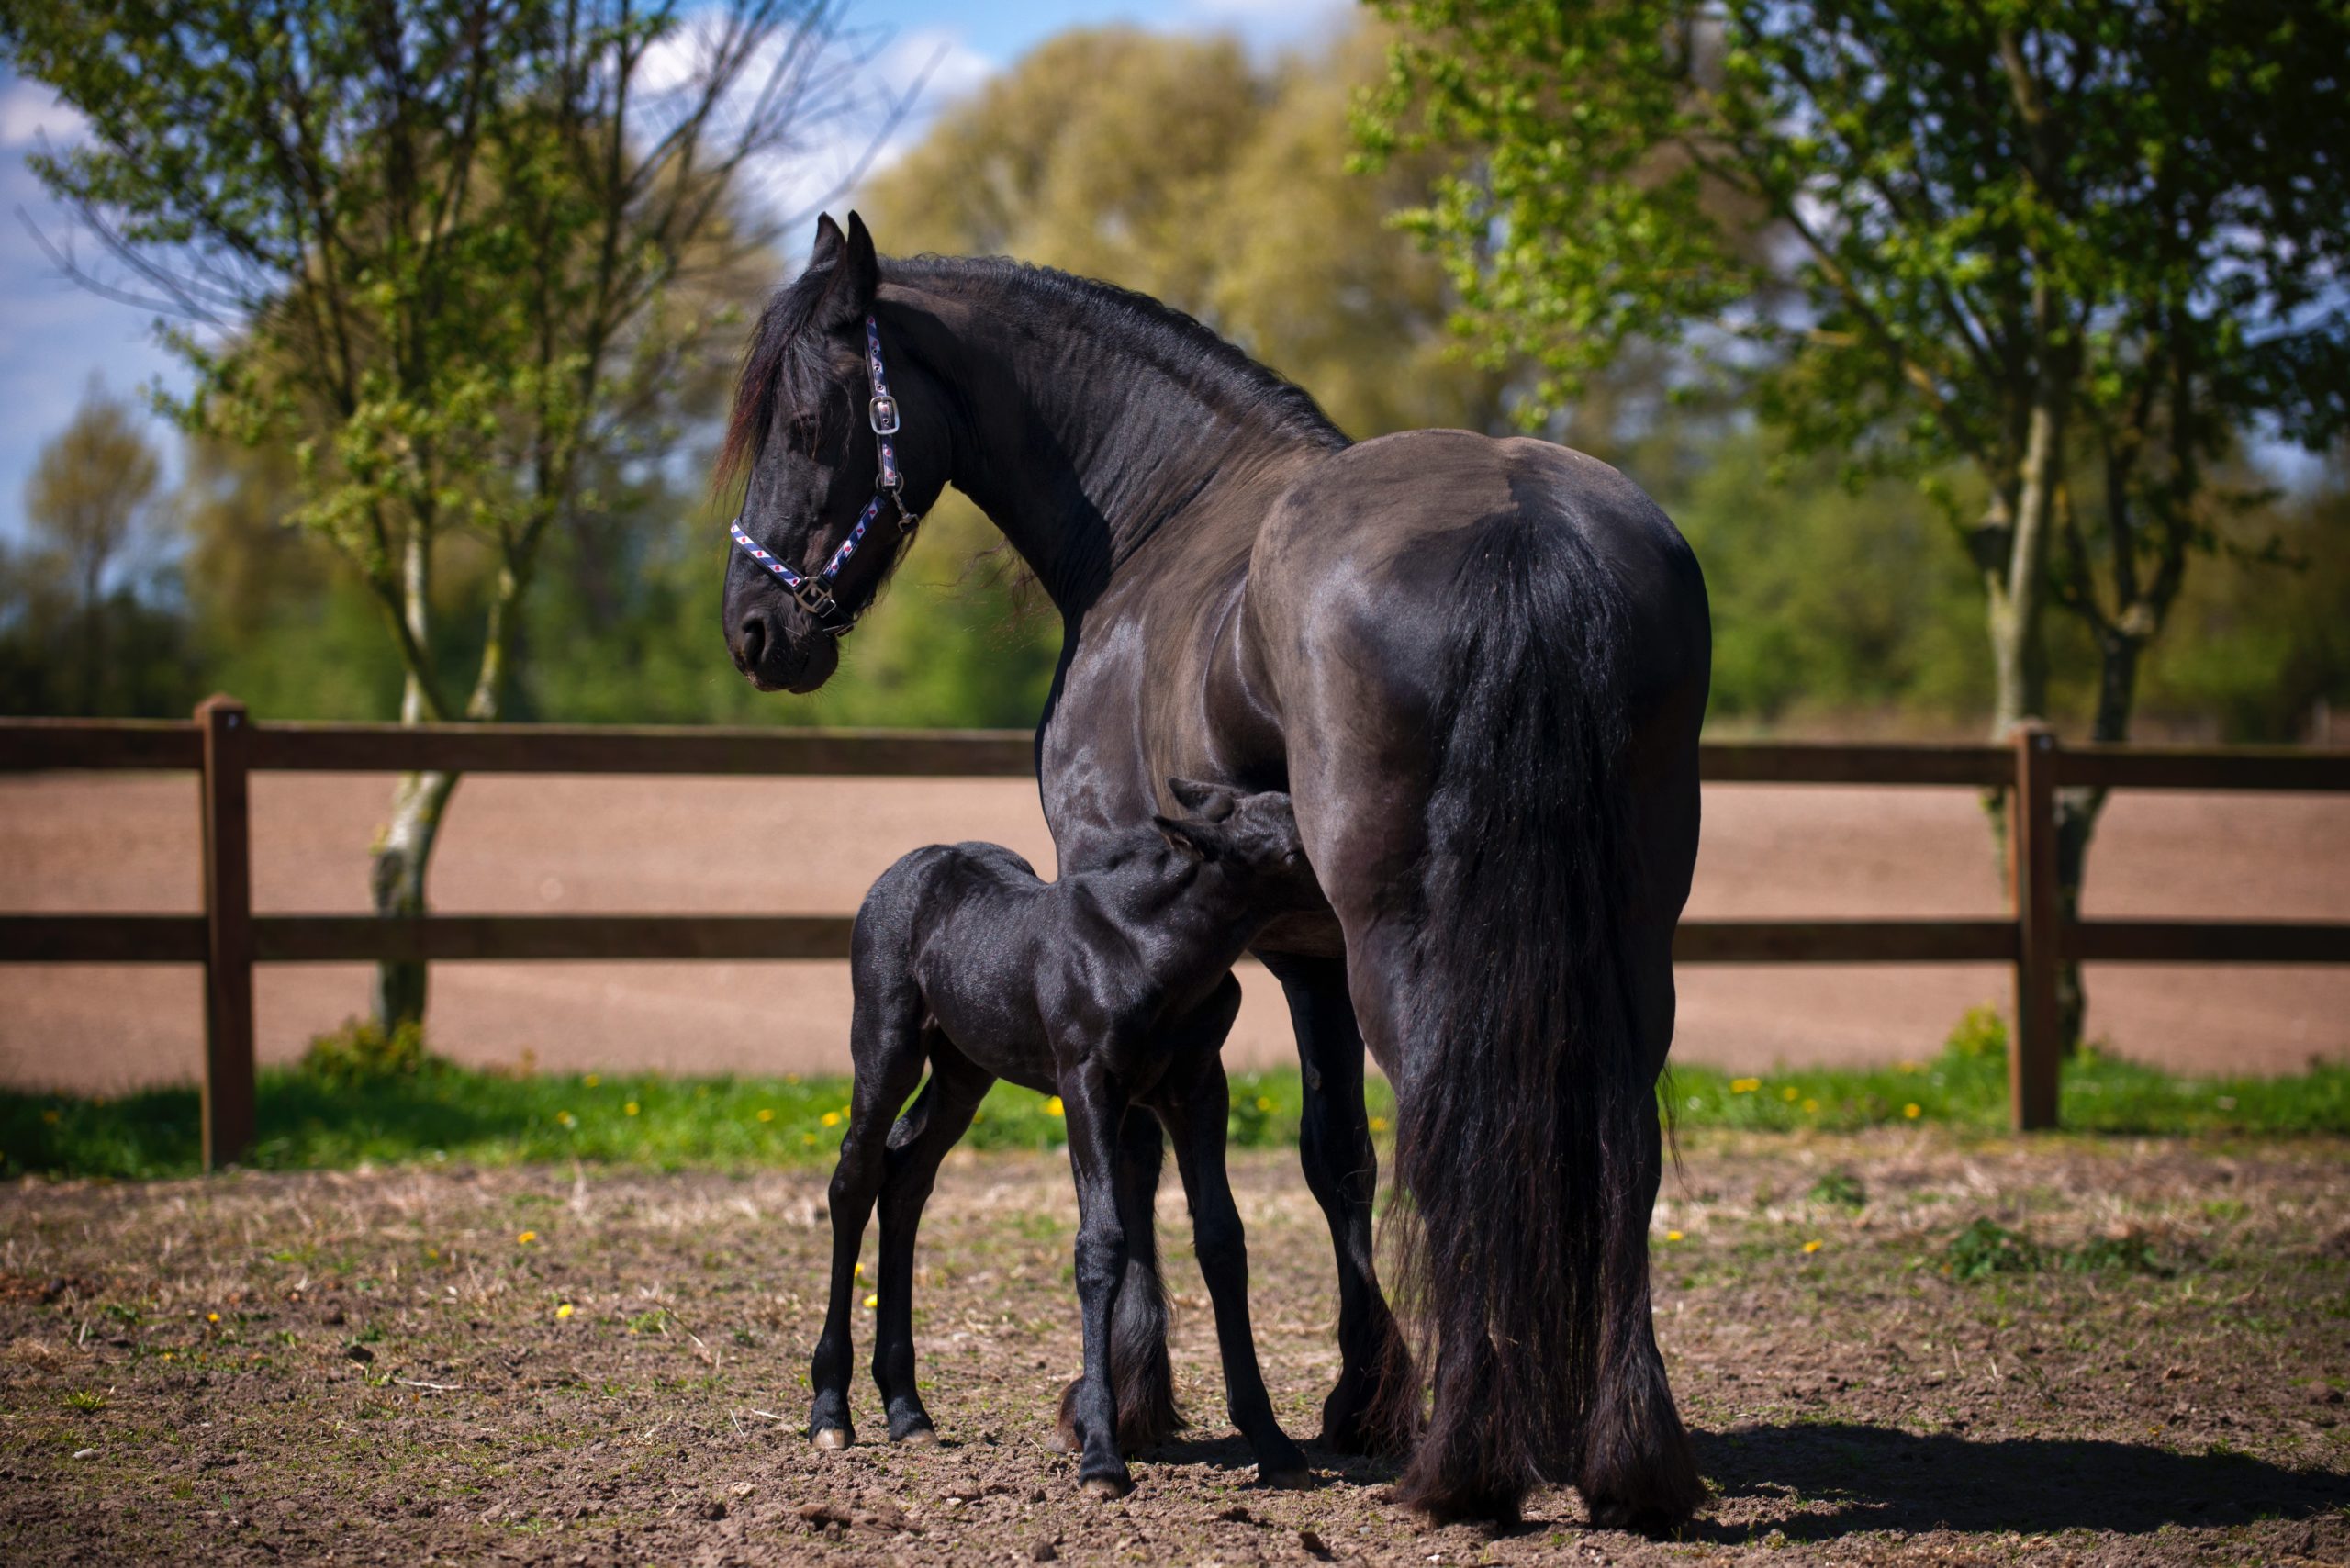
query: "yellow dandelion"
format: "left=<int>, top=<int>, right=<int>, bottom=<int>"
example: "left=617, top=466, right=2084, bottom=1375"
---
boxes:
left=863, top=1294, right=878, bottom=1310
left=555, top=1111, right=576, bottom=1128
left=555, top=1303, right=575, bottom=1319
left=785, top=1073, right=801, bottom=1085
left=1369, top=1116, right=1390, bottom=1133
left=1255, top=1096, right=1277, bottom=1114
left=1780, top=1086, right=1799, bottom=1103
left=1802, top=1238, right=1824, bottom=1255
left=1903, top=1103, right=1922, bottom=1120
left=1729, top=1078, right=1760, bottom=1094
left=425, top=1247, right=439, bottom=1260
left=584, top=1074, right=601, bottom=1088
left=1665, top=1230, right=1684, bottom=1242
left=207, top=1312, right=220, bottom=1323
left=801, top=1134, right=817, bottom=1148
left=758, top=1108, right=777, bottom=1124
left=1803, top=1098, right=1820, bottom=1114
left=821, top=1111, right=841, bottom=1128
left=624, top=1102, right=640, bottom=1117
left=516, top=1230, right=538, bottom=1245
left=1044, top=1096, right=1065, bottom=1118
left=1897, top=1060, right=1923, bottom=1075
left=855, top=1262, right=866, bottom=1279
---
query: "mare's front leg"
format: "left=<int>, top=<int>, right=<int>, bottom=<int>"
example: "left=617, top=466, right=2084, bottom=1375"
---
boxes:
left=1257, top=952, right=1414, bottom=1454
left=809, top=957, right=932, bottom=1449
left=1155, top=982, right=1312, bottom=1487
left=1057, top=1058, right=1138, bottom=1498
left=870, top=1041, right=992, bottom=1444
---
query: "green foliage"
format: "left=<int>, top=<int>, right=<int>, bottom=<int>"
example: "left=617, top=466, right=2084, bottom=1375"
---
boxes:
left=297, top=1018, right=433, bottom=1091
left=1942, top=1215, right=2169, bottom=1282
left=6, top=1036, right=2346, bottom=1181
left=1942, top=1219, right=2043, bottom=1281
left=1807, top=1170, right=1868, bottom=1209
left=1360, top=0, right=2350, bottom=746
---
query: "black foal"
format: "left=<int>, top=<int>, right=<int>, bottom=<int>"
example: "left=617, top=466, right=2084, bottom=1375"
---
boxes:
left=807, top=780, right=1322, bottom=1497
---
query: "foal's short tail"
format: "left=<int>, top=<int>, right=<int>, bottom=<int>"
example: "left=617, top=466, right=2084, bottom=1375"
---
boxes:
left=1381, top=517, right=1701, bottom=1526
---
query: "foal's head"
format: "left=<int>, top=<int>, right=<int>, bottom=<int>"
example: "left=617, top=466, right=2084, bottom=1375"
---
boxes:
left=1150, top=779, right=1321, bottom=912
left=716, top=212, right=945, bottom=693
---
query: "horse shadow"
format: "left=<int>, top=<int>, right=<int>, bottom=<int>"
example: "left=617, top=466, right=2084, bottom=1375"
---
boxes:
left=1143, top=1422, right=2349, bottom=1541
left=1689, top=1422, right=2347, bottom=1542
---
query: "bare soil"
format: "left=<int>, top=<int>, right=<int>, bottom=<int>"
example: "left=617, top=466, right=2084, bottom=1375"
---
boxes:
left=4, top=1132, right=2346, bottom=1565
left=4, top=774, right=2346, bottom=1092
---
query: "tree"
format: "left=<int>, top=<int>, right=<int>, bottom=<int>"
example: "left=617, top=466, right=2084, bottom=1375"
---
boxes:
left=23, top=377, right=161, bottom=711
left=1360, top=0, right=2350, bottom=1043
left=865, top=24, right=1505, bottom=440
left=6, top=0, right=904, bottom=1033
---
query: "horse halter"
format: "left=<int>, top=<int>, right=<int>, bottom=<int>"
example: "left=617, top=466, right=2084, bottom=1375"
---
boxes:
left=728, top=314, right=921, bottom=636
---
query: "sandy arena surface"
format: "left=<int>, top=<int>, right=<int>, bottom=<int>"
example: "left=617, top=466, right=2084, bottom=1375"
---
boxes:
left=2, top=1135, right=2345, bottom=1564
left=2, top=772, right=2345, bottom=1092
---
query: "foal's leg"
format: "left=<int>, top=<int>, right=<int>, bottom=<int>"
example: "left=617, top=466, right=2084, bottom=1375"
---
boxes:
left=870, top=1041, right=992, bottom=1444
left=1057, top=1058, right=1138, bottom=1498
left=1257, top=951, right=1414, bottom=1454
left=1155, top=988, right=1313, bottom=1486
left=808, top=961, right=930, bottom=1449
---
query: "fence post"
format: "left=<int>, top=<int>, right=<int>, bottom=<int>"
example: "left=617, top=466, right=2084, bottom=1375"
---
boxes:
left=2009, top=722, right=2062, bottom=1131
left=196, top=695, right=255, bottom=1170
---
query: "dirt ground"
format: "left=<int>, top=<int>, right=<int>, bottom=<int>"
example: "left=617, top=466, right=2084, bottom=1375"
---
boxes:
left=4, top=773, right=2346, bottom=1092
left=3, top=1132, right=2346, bottom=1565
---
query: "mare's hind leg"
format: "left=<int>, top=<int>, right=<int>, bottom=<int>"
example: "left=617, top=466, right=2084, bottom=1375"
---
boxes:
left=1576, top=933, right=1704, bottom=1529
left=1155, top=980, right=1312, bottom=1486
left=1054, top=1106, right=1182, bottom=1454
left=870, top=1040, right=992, bottom=1444
left=1258, top=952, right=1414, bottom=1455
left=808, top=963, right=930, bottom=1449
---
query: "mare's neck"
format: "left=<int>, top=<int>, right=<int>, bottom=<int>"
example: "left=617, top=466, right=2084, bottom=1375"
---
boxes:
left=878, top=262, right=1344, bottom=617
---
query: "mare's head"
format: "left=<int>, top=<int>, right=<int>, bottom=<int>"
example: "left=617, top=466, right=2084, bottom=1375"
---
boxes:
left=1150, top=778, right=1321, bottom=910
left=716, top=212, right=943, bottom=692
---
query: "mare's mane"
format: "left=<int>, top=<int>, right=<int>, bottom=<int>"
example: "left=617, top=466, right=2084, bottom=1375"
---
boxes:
left=715, top=252, right=1348, bottom=494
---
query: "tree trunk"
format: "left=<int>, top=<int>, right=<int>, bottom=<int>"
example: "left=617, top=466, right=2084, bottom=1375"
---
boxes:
left=372, top=527, right=450, bottom=1035
left=2049, top=626, right=2143, bottom=1049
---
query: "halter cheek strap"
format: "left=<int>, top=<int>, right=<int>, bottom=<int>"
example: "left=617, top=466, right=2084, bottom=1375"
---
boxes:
left=728, top=312, right=921, bottom=637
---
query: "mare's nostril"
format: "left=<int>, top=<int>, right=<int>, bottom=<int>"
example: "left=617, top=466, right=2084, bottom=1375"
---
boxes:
left=739, top=615, right=767, bottom=672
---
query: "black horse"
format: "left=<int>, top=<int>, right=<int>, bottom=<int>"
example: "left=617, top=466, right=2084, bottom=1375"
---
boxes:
left=720, top=214, right=1712, bottom=1529
left=811, top=782, right=1323, bottom=1496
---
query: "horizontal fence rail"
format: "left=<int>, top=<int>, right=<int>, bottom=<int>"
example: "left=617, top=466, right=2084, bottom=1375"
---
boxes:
left=4, top=701, right=2346, bottom=1161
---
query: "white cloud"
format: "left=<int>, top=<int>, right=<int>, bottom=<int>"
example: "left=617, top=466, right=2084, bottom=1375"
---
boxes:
left=0, top=76, right=87, bottom=151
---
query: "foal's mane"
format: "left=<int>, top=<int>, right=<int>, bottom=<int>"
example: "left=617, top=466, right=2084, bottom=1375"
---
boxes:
left=715, top=252, right=1348, bottom=493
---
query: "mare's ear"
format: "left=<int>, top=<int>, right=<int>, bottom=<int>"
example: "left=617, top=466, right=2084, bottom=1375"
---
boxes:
left=813, top=210, right=881, bottom=330
left=1152, top=815, right=1224, bottom=863
left=808, top=212, right=846, bottom=272
left=1166, top=776, right=1238, bottom=822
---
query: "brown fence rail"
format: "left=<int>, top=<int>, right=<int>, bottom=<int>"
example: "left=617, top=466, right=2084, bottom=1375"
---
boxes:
left=6, top=699, right=2347, bottom=1163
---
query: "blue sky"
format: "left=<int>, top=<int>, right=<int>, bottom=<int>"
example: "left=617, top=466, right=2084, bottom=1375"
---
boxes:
left=0, top=0, right=1348, bottom=545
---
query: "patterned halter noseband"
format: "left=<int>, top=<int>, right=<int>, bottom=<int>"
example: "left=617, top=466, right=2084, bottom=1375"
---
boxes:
left=728, top=313, right=921, bottom=636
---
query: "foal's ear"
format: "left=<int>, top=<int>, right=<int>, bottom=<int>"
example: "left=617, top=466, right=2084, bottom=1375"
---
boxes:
left=1152, top=814, right=1224, bottom=863
left=1165, top=776, right=1238, bottom=822
left=812, top=210, right=881, bottom=330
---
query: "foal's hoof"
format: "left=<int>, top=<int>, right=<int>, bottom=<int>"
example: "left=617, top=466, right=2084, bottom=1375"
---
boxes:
left=810, top=1428, right=852, bottom=1451
left=891, top=1425, right=939, bottom=1448
left=1080, top=1473, right=1133, bottom=1501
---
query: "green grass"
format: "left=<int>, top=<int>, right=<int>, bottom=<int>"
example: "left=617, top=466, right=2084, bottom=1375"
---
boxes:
left=3, top=1007, right=2344, bottom=1181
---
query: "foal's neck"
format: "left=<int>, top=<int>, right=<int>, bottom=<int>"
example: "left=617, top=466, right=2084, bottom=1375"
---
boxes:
left=878, top=260, right=1346, bottom=616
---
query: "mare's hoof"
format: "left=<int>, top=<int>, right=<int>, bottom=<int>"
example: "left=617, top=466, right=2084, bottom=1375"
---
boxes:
left=891, top=1426, right=939, bottom=1448
left=1081, top=1473, right=1132, bottom=1501
left=810, top=1428, right=851, bottom=1451
left=1257, top=1465, right=1314, bottom=1490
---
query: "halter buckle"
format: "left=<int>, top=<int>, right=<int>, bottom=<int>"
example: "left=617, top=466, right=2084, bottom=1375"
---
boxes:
left=868, top=394, right=901, bottom=435
left=790, top=577, right=839, bottom=624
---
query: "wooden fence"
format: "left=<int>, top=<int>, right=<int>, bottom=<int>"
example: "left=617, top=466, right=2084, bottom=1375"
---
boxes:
left=5, top=696, right=2346, bottom=1165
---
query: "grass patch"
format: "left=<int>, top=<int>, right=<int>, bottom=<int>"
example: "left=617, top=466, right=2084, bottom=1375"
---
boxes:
left=4, top=1006, right=2344, bottom=1180
left=1940, top=1216, right=2173, bottom=1281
